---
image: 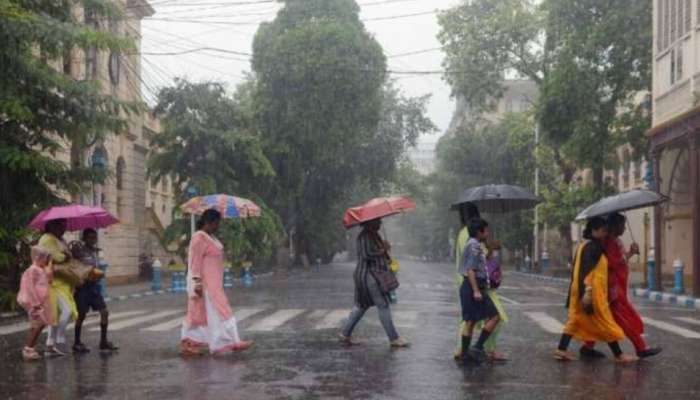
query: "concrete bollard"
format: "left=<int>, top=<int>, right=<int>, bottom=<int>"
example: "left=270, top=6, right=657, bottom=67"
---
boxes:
left=647, top=250, right=656, bottom=291
left=673, top=258, right=685, bottom=294
left=151, top=259, right=162, bottom=291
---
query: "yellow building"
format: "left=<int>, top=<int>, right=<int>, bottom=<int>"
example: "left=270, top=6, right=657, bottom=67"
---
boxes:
left=649, top=0, right=700, bottom=295
left=52, top=0, right=177, bottom=282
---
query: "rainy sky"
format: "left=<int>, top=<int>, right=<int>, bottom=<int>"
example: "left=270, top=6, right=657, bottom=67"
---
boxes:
left=140, top=0, right=460, bottom=146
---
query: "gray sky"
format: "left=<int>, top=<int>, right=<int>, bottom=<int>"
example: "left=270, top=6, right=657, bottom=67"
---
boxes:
left=140, top=0, right=461, bottom=146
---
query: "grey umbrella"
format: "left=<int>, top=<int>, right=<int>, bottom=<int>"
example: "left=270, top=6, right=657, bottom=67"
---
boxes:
left=451, top=184, right=541, bottom=214
left=575, top=189, right=668, bottom=221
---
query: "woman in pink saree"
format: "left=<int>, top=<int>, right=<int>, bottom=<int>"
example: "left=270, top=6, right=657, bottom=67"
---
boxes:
left=180, top=209, right=253, bottom=356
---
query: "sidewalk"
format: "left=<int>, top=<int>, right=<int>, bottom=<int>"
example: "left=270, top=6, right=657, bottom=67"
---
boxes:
left=514, top=268, right=700, bottom=310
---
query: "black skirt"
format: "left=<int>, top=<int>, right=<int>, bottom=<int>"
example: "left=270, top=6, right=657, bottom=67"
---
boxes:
left=460, top=280, right=498, bottom=322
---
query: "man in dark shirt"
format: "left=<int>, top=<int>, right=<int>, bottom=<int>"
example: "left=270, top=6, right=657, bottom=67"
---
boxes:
left=73, top=229, right=118, bottom=353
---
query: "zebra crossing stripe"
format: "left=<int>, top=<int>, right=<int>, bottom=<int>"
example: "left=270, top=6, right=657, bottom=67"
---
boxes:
left=92, top=310, right=180, bottom=332
left=643, top=317, right=700, bottom=338
left=497, top=295, right=521, bottom=305
left=0, top=321, right=29, bottom=336
left=313, top=309, right=350, bottom=330
left=234, top=308, right=265, bottom=322
left=0, top=310, right=150, bottom=336
left=524, top=312, right=563, bottom=334
left=247, top=309, right=305, bottom=332
left=673, top=316, right=700, bottom=327
left=143, top=317, right=183, bottom=332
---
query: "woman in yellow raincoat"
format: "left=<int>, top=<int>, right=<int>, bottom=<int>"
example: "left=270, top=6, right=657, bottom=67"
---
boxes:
left=39, top=219, right=78, bottom=356
left=554, top=216, right=637, bottom=363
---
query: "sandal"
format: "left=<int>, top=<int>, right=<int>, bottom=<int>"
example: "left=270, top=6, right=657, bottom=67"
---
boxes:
left=554, top=349, right=578, bottom=361
left=99, top=341, right=119, bottom=351
left=614, top=353, right=639, bottom=364
left=73, top=343, right=91, bottom=354
left=390, top=338, right=411, bottom=348
left=22, top=347, right=41, bottom=361
left=338, top=333, right=361, bottom=346
left=231, top=340, right=254, bottom=352
left=487, top=351, right=509, bottom=362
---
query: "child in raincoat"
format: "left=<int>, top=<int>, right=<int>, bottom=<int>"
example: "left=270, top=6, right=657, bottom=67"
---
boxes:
left=17, top=246, right=54, bottom=361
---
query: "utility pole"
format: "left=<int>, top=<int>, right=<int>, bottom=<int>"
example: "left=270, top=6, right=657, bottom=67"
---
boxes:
left=534, top=124, right=540, bottom=269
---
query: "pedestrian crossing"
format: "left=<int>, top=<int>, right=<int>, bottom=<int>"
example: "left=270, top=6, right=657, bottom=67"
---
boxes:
left=3, top=307, right=700, bottom=341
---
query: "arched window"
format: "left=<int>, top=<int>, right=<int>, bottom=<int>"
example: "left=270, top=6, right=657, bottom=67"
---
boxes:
left=116, top=157, right=126, bottom=191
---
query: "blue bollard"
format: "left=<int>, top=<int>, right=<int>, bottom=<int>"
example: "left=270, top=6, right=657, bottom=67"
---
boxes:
left=647, top=251, right=656, bottom=291
left=151, top=260, right=162, bottom=292
left=171, top=271, right=183, bottom=293
left=179, top=272, right=187, bottom=293
left=97, top=261, right=108, bottom=298
left=541, top=251, right=550, bottom=272
left=242, top=267, right=253, bottom=288
left=673, top=259, right=685, bottom=294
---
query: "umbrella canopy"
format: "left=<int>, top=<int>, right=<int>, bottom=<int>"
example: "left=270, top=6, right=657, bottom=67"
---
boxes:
left=180, top=194, right=261, bottom=219
left=343, top=196, right=416, bottom=229
left=451, top=184, right=541, bottom=213
left=29, top=205, right=119, bottom=232
left=575, top=189, right=668, bottom=221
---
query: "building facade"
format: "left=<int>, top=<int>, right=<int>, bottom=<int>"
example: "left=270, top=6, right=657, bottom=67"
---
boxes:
left=52, top=0, right=177, bottom=282
left=649, top=0, right=700, bottom=295
left=407, top=141, right=437, bottom=175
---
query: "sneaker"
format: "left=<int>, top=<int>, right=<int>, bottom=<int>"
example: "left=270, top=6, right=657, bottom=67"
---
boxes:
left=22, top=347, right=41, bottom=361
left=179, top=340, right=205, bottom=357
left=579, top=346, right=606, bottom=359
left=337, top=333, right=361, bottom=346
left=99, top=342, right=119, bottom=352
left=46, top=345, right=67, bottom=357
left=73, top=343, right=90, bottom=354
left=637, top=347, right=662, bottom=358
left=614, top=353, right=639, bottom=364
left=390, top=338, right=411, bottom=348
left=554, top=349, right=578, bottom=361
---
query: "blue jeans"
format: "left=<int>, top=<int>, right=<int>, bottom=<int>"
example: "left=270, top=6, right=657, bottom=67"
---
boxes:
left=342, top=277, right=399, bottom=341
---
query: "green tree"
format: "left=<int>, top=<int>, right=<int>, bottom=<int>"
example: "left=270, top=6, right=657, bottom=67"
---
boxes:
left=149, top=79, right=282, bottom=266
left=252, top=0, right=432, bottom=264
left=0, top=0, right=136, bottom=309
left=438, top=0, right=652, bottom=250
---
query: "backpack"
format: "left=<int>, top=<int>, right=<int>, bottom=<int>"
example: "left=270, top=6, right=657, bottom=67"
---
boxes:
left=485, top=256, right=502, bottom=289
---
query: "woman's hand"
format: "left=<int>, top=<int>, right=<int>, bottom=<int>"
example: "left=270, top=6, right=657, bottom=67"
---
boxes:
left=473, top=290, right=483, bottom=302
left=382, top=240, right=392, bottom=253
left=629, top=243, right=640, bottom=256
left=193, top=278, right=203, bottom=297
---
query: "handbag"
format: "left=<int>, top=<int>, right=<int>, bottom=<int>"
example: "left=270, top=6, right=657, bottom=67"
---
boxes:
left=373, top=269, right=399, bottom=293
left=53, top=259, right=92, bottom=287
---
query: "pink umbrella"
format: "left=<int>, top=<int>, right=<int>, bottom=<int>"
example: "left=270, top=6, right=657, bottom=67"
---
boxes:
left=28, top=205, right=119, bottom=232
left=343, top=196, right=416, bottom=229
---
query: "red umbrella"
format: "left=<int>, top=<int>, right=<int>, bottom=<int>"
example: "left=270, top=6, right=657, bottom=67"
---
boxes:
left=343, top=196, right=416, bottom=229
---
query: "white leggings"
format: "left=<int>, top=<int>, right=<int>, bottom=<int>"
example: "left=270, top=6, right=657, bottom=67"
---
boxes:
left=47, top=294, right=72, bottom=346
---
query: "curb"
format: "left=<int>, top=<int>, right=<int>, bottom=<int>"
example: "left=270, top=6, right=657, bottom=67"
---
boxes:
left=103, top=271, right=275, bottom=303
left=511, top=271, right=569, bottom=284
left=632, top=288, right=700, bottom=310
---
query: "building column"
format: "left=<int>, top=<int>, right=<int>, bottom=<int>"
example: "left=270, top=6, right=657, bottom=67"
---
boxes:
left=690, top=135, right=700, bottom=296
left=652, top=149, right=663, bottom=291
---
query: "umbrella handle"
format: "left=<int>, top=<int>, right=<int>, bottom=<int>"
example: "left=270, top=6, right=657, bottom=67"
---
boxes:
left=625, top=218, right=640, bottom=263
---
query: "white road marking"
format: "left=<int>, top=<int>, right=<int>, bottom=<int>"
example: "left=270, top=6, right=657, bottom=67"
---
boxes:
left=247, top=309, right=305, bottom=332
left=673, top=316, right=700, bottom=326
left=1, top=310, right=149, bottom=336
left=142, top=308, right=264, bottom=332
left=92, top=310, right=180, bottom=332
left=313, top=309, right=350, bottom=330
left=642, top=317, right=700, bottom=339
left=143, top=317, right=183, bottom=332
left=524, top=312, right=564, bottom=334
left=496, top=295, right=521, bottom=305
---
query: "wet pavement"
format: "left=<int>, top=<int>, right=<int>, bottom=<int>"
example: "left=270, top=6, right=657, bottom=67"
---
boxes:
left=2, top=260, right=700, bottom=399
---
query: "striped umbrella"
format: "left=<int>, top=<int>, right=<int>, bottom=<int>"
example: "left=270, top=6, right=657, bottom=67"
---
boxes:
left=180, top=195, right=261, bottom=219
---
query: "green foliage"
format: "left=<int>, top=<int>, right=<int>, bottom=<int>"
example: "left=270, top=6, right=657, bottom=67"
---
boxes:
left=149, top=79, right=283, bottom=265
left=252, top=0, right=434, bottom=262
left=439, top=0, right=652, bottom=250
left=0, top=0, right=137, bottom=307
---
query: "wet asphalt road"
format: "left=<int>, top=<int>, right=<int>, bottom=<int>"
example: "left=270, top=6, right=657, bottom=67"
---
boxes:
left=2, top=260, right=700, bottom=400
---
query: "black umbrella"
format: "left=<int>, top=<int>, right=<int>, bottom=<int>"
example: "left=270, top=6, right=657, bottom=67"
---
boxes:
left=575, top=189, right=668, bottom=221
left=451, top=184, right=541, bottom=214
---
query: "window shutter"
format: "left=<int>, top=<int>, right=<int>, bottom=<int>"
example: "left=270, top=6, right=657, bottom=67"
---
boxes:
left=664, top=0, right=671, bottom=49
left=685, top=0, right=692, bottom=32
left=671, top=0, right=677, bottom=42
left=658, top=0, right=665, bottom=51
